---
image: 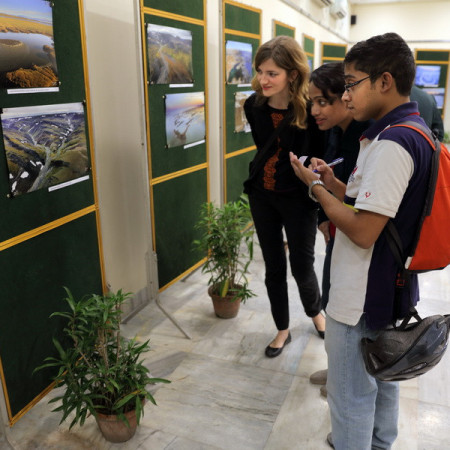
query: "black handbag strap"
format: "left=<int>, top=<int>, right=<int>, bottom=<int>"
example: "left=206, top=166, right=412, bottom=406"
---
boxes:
left=384, top=220, right=414, bottom=320
left=248, top=112, right=292, bottom=180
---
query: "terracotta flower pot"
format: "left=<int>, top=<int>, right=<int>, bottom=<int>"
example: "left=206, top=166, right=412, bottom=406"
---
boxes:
left=208, top=285, right=242, bottom=319
left=96, top=408, right=139, bottom=443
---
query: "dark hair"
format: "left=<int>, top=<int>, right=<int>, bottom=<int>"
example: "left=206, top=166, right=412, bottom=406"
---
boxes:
left=344, top=32, right=415, bottom=96
left=310, top=62, right=345, bottom=100
left=251, top=36, right=310, bottom=129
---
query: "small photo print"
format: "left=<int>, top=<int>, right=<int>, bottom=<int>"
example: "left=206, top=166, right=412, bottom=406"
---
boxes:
left=234, top=90, right=253, bottom=133
left=225, top=40, right=253, bottom=84
left=164, top=91, right=205, bottom=148
left=1, top=103, right=89, bottom=196
left=147, top=23, right=193, bottom=84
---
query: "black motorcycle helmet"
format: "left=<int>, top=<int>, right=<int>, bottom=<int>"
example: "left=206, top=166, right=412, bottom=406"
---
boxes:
left=361, top=312, right=450, bottom=382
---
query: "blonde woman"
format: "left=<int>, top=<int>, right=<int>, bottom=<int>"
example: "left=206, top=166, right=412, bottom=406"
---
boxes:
left=244, top=36, right=325, bottom=357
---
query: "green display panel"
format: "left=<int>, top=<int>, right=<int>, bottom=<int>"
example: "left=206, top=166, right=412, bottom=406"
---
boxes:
left=274, top=21, right=295, bottom=38
left=225, top=32, right=259, bottom=154
left=223, top=2, right=260, bottom=203
left=0, top=0, right=95, bottom=241
left=416, top=51, right=449, bottom=63
left=144, top=2, right=208, bottom=289
left=321, top=43, right=347, bottom=63
left=303, top=35, right=315, bottom=55
left=145, top=14, right=207, bottom=178
left=0, top=213, right=102, bottom=418
left=415, top=50, right=449, bottom=116
left=153, top=169, right=207, bottom=288
left=226, top=151, right=255, bottom=203
left=224, top=2, right=259, bottom=35
left=144, top=0, right=204, bottom=20
left=0, top=0, right=104, bottom=423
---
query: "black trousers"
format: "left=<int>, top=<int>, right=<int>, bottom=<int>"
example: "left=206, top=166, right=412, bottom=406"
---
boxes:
left=249, top=189, right=322, bottom=330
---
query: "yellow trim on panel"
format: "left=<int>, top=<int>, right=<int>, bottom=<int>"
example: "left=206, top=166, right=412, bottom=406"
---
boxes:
left=224, top=28, right=259, bottom=40
left=159, top=258, right=206, bottom=292
left=415, top=59, right=449, bottom=65
left=143, top=7, right=204, bottom=26
left=140, top=1, right=157, bottom=251
left=151, top=163, right=208, bottom=185
left=9, top=382, right=55, bottom=426
left=78, top=0, right=107, bottom=293
left=225, top=145, right=256, bottom=159
left=0, top=206, right=96, bottom=252
left=222, top=0, right=227, bottom=202
left=0, top=356, right=12, bottom=423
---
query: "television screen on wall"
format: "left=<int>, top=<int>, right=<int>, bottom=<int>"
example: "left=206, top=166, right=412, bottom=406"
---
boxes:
left=415, top=65, right=441, bottom=87
left=424, top=87, right=445, bottom=109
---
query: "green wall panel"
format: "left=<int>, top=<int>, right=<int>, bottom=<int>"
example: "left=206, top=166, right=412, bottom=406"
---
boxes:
left=0, top=213, right=102, bottom=417
left=225, top=3, right=260, bottom=35
left=226, top=151, right=255, bottom=203
left=145, top=15, right=206, bottom=178
left=0, top=0, right=95, bottom=241
left=322, top=43, right=346, bottom=59
left=416, top=51, right=449, bottom=62
left=153, top=169, right=208, bottom=288
left=144, top=0, right=204, bottom=20
left=274, top=23, right=295, bottom=38
left=304, top=36, right=315, bottom=55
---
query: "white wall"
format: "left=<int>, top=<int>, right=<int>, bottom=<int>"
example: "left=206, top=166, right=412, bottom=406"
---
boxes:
left=349, top=0, right=450, bottom=131
left=80, top=0, right=450, bottom=303
left=83, top=0, right=150, bottom=297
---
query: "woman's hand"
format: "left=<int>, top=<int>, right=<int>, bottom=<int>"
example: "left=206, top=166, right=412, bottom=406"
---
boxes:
left=289, top=153, right=336, bottom=190
left=318, top=220, right=331, bottom=245
left=289, top=152, right=320, bottom=186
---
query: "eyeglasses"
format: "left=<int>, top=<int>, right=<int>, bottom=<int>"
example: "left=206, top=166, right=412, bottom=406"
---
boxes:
left=344, top=76, right=370, bottom=92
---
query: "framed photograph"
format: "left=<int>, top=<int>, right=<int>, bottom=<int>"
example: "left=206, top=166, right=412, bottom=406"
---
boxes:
left=164, top=91, right=205, bottom=148
left=1, top=103, right=89, bottom=196
left=147, top=23, right=193, bottom=85
left=225, top=40, right=253, bottom=84
left=234, top=90, right=253, bottom=133
left=0, top=0, right=59, bottom=90
left=415, top=65, right=441, bottom=88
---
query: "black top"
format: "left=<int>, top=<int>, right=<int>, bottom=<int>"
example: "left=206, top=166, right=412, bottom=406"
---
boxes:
left=318, top=119, right=372, bottom=225
left=244, top=93, right=325, bottom=200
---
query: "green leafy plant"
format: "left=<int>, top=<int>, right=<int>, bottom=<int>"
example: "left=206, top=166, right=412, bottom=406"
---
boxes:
left=443, top=131, right=449, bottom=144
left=35, top=288, right=170, bottom=430
left=193, top=195, right=255, bottom=302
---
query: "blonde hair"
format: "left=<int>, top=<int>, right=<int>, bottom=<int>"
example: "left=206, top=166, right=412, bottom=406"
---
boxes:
left=251, top=36, right=310, bottom=129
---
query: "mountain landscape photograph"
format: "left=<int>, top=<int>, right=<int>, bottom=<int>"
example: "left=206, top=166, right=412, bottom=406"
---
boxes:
left=147, top=23, right=193, bottom=84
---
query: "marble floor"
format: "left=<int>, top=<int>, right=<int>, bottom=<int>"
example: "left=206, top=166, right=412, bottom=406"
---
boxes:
left=2, top=236, right=450, bottom=449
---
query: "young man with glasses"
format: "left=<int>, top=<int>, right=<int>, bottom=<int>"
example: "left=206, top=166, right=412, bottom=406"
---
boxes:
left=290, top=33, right=432, bottom=449
left=307, top=62, right=372, bottom=396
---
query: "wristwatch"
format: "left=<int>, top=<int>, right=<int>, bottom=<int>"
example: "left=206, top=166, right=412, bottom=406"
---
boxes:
left=308, top=179, right=325, bottom=202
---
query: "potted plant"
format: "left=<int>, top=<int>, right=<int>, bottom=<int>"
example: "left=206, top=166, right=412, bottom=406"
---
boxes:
left=34, top=288, right=170, bottom=443
left=193, top=195, right=255, bottom=318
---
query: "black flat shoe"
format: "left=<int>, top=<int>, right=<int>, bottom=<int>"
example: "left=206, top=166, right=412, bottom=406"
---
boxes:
left=265, top=332, right=292, bottom=358
left=314, top=322, right=325, bottom=339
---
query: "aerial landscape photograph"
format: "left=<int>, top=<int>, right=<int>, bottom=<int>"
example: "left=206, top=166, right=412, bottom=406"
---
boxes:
left=0, top=0, right=58, bottom=89
left=1, top=102, right=89, bottom=196
left=147, top=23, right=193, bottom=85
left=226, top=40, right=253, bottom=84
left=164, top=91, right=205, bottom=148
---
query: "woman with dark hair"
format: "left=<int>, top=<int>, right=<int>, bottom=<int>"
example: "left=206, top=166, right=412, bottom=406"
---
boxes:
left=244, top=36, right=325, bottom=358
